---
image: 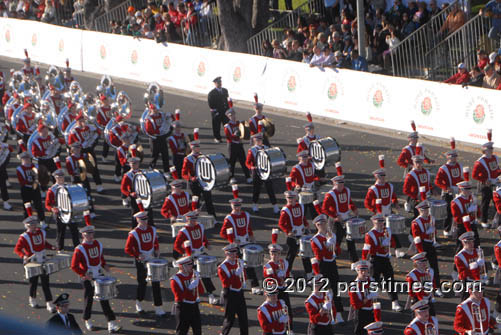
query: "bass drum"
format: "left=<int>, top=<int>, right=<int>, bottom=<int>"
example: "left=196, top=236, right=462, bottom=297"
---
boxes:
left=256, top=147, right=287, bottom=181
left=133, top=169, right=167, bottom=209
left=57, top=184, right=89, bottom=224
left=195, top=153, right=230, bottom=191
left=309, top=137, right=341, bottom=170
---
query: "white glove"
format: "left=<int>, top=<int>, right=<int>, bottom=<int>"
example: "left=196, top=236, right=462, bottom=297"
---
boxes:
left=327, top=237, right=335, bottom=246
left=235, top=267, right=243, bottom=277
left=279, top=314, right=289, bottom=324
left=322, top=302, right=332, bottom=311
left=477, top=259, right=485, bottom=267
left=277, top=270, right=286, bottom=278
left=188, top=277, right=200, bottom=290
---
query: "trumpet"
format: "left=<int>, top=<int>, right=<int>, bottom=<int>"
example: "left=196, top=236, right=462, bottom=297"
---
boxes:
left=472, top=302, right=484, bottom=335
left=478, top=246, right=488, bottom=280
left=282, top=304, right=292, bottom=334
left=424, top=321, right=437, bottom=335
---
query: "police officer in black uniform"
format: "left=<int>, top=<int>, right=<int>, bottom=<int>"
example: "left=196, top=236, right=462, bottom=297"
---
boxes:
left=207, top=76, right=229, bottom=143
left=46, top=293, right=82, bottom=334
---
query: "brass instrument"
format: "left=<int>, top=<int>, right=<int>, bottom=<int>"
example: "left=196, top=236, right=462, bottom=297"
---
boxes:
left=261, top=118, right=275, bottom=138
left=77, top=158, right=88, bottom=181
left=238, top=121, right=250, bottom=140
left=31, top=166, right=39, bottom=190
left=129, top=144, right=144, bottom=162
left=0, top=143, right=10, bottom=166
left=472, top=302, right=484, bottom=335
left=282, top=304, right=292, bottom=334
left=478, top=246, right=488, bottom=281
left=324, top=291, right=335, bottom=323
left=424, top=321, right=437, bottom=335
left=238, top=258, right=246, bottom=288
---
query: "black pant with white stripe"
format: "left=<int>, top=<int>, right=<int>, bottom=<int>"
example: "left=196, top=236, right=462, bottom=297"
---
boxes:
left=136, top=260, right=162, bottom=306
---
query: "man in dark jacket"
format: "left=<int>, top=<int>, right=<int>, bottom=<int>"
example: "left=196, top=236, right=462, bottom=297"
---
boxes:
left=46, top=293, right=82, bottom=335
left=207, top=76, right=229, bottom=143
left=463, top=66, right=485, bottom=87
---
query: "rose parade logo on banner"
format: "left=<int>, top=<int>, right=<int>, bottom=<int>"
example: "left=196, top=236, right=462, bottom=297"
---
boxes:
left=131, top=50, right=138, bottom=64
left=197, top=61, right=206, bottom=77
left=5, top=29, right=10, bottom=43
left=465, top=96, right=493, bottom=125
left=58, top=39, right=64, bottom=52
left=281, top=68, right=301, bottom=107
left=233, top=66, right=242, bottom=83
left=31, top=33, right=37, bottom=46
left=322, top=75, right=344, bottom=114
left=413, top=89, right=440, bottom=131
left=366, top=83, right=390, bottom=122
left=99, top=45, right=106, bottom=60
left=163, top=55, right=171, bottom=70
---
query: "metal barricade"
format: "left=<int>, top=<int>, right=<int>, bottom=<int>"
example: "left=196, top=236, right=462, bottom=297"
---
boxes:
left=94, top=0, right=133, bottom=32
left=181, top=3, right=220, bottom=47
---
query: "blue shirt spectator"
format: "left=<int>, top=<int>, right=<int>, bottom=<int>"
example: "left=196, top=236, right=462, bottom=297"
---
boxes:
left=482, top=0, right=501, bottom=40
left=351, top=50, right=368, bottom=71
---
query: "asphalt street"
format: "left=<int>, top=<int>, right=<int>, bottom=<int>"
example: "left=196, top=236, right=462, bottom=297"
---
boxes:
left=0, top=56, right=496, bottom=335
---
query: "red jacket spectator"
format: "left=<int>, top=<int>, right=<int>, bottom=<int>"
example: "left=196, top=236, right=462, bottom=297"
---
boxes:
left=444, top=65, right=470, bottom=84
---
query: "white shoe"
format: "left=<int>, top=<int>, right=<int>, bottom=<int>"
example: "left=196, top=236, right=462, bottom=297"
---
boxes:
left=443, top=230, right=451, bottom=238
left=335, top=313, right=344, bottom=324
left=209, top=294, right=219, bottom=305
left=214, top=138, right=221, bottom=143
left=395, top=249, right=406, bottom=258
left=251, top=287, right=263, bottom=295
left=90, top=212, right=96, bottom=219
left=246, top=177, right=253, bottom=184
left=435, top=289, right=444, bottom=298
left=101, top=157, right=108, bottom=163
left=392, top=300, right=403, bottom=312
left=350, top=263, right=356, bottom=271
left=122, top=199, right=129, bottom=207
left=108, top=320, right=121, bottom=333
left=273, top=204, right=280, bottom=214
left=135, top=300, right=144, bottom=313
left=230, top=178, right=237, bottom=185
left=3, top=201, right=12, bottom=211
left=451, top=271, right=459, bottom=281
left=85, top=320, right=95, bottom=331
left=29, top=297, right=37, bottom=308
left=155, top=306, right=167, bottom=316
left=5, top=180, right=10, bottom=187
left=252, top=204, right=259, bottom=212
left=481, top=222, right=490, bottom=229
left=96, top=185, right=104, bottom=193
left=46, top=301, right=56, bottom=313
left=496, top=314, right=501, bottom=324
left=40, top=221, right=48, bottom=230
left=114, top=175, right=121, bottom=183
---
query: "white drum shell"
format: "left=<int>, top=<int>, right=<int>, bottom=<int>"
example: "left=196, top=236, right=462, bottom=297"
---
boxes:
left=299, top=192, right=314, bottom=205
left=256, top=147, right=287, bottom=181
left=346, top=218, right=370, bottom=241
left=387, top=214, right=406, bottom=234
left=56, top=184, right=89, bottom=224
left=93, top=277, right=118, bottom=301
left=198, top=215, right=215, bottom=230
left=54, top=253, right=72, bottom=270
left=25, top=263, right=43, bottom=279
left=43, top=260, right=60, bottom=275
left=430, top=200, right=447, bottom=221
left=195, top=153, right=230, bottom=191
left=196, top=255, right=218, bottom=278
left=298, top=235, right=314, bottom=258
left=133, top=170, right=167, bottom=209
left=146, top=259, right=169, bottom=282
left=309, top=137, right=341, bottom=170
left=242, top=244, right=264, bottom=267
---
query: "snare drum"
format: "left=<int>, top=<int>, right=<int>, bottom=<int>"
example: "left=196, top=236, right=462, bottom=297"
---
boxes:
left=24, top=263, right=43, bottom=279
left=430, top=199, right=447, bottom=221
left=196, top=255, right=218, bottom=278
left=386, top=214, right=406, bottom=234
left=346, top=218, right=369, bottom=241
left=309, top=137, right=341, bottom=170
left=298, top=235, right=314, bottom=258
left=57, top=184, right=89, bottom=224
left=195, top=153, right=230, bottom=191
left=198, top=215, right=215, bottom=230
left=171, top=222, right=185, bottom=238
left=133, top=170, right=167, bottom=209
left=299, top=191, right=314, bottom=205
left=54, top=253, right=72, bottom=270
left=43, top=260, right=60, bottom=275
left=242, top=244, right=264, bottom=268
left=93, top=276, right=118, bottom=301
left=146, top=258, right=169, bottom=282
left=255, top=147, right=287, bottom=181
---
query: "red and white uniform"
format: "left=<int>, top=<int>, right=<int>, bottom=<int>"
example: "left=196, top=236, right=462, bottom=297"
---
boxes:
left=16, top=164, right=36, bottom=187
left=161, top=191, right=190, bottom=219
left=16, top=111, right=36, bottom=135
left=224, top=120, right=241, bottom=144
left=170, top=271, right=204, bottom=303
left=362, top=228, right=395, bottom=260
left=246, top=145, right=268, bottom=170
left=67, top=125, right=98, bottom=148
left=60, top=112, right=76, bottom=133
left=144, top=112, right=167, bottom=136
left=220, top=212, right=254, bottom=245
left=257, top=299, right=288, bottom=335
left=322, top=188, right=356, bottom=221
left=364, top=182, right=398, bottom=215
left=96, top=106, right=111, bottom=128
left=182, top=153, right=200, bottom=182
left=278, top=203, right=308, bottom=236
left=218, top=259, right=246, bottom=291
left=434, top=162, right=463, bottom=193
left=248, top=114, right=265, bottom=135
left=494, top=186, right=501, bottom=214
left=406, top=268, right=435, bottom=301
left=109, top=122, right=136, bottom=148
left=495, top=239, right=501, bottom=269
left=349, top=278, right=376, bottom=310
left=397, top=145, right=431, bottom=168
left=454, top=248, right=481, bottom=281
left=168, top=133, right=187, bottom=155
left=411, top=215, right=436, bottom=253
left=48, top=94, right=62, bottom=114
left=45, top=183, right=62, bottom=212
left=404, top=316, right=439, bottom=335
left=124, top=225, right=159, bottom=260
left=121, top=169, right=140, bottom=198
left=297, top=134, right=320, bottom=153
left=305, top=292, right=336, bottom=326
left=23, top=66, right=35, bottom=77
left=451, top=195, right=479, bottom=231
left=403, top=168, right=432, bottom=200
left=263, top=259, right=290, bottom=289
left=310, top=233, right=336, bottom=262
left=473, top=155, right=500, bottom=185
left=289, top=162, right=318, bottom=188
left=14, top=229, right=52, bottom=263
left=6, top=101, right=20, bottom=122
left=454, top=297, right=494, bottom=335
left=71, top=240, right=106, bottom=278
left=116, top=143, right=130, bottom=167
left=65, top=154, right=86, bottom=179
left=174, top=224, right=208, bottom=256
left=31, top=133, right=58, bottom=158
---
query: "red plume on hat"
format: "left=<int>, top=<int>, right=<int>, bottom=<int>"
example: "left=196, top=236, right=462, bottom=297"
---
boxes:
left=306, top=112, right=313, bottom=123
left=488, top=129, right=492, bottom=142
left=191, top=195, right=199, bottom=211
left=65, top=58, right=70, bottom=69
left=313, top=200, right=322, bottom=215
left=35, top=67, right=40, bottom=76
left=24, top=49, right=29, bottom=59
left=411, top=120, right=416, bottom=132
left=335, top=162, right=343, bottom=176
left=169, top=166, right=179, bottom=180
left=129, top=144, right=138, bottom=157
left=373, top=302, right=382, bottom=322
left=450, top=137, right=456, bottom=150
left=193, top=128, right=199, bottom=141
left=254, top=93, right=258, bottom=104
left=83, top=210, right=92, bottom=226
left=258, top=120, right=264, bottom=133
left=285, top=177, right=293, bottom=191
left=311, top=257, right=320, bottom=275
left=24, top=202, right=33, bottom=217
left=175, top=109, right=181, bottom=121
left=228, top=98, right=233, bottom=109
left=378, top=155, right=384, bottom=168
left=416, top=143, right=423, bottom=156
left=232, top=183, right=239, bottom=198
left=18, top=139, right=27, bottom=152
left=463, top=166, right=470, bottom=182
left=375, top=198, right=382, bottom=214
left=53, top=156, right=61, bottom=169
left=271, top=228, right=279, bottom=244
left=136, top=198, right=145, bottom=212
left=419, top=186, right=427, bottom=201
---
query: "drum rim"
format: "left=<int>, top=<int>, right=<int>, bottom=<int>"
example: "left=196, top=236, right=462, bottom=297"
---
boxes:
left=195, top=154, right=221, bottom=190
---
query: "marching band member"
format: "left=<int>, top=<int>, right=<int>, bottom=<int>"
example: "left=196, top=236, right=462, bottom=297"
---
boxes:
left=297, top=112, right=326, bottom=179
left=434, top=138, right=463, bottom=236
left=258, top=290, right=291, bottom=335
left=451, top=177, right=481, bottom=252
left=310, top=214, right=344, bottom=323
left=224, top=104, right=252, bottom=184
left=70, top=225, right=121, bottom=333
left=121, top=156, right=154, bottom=227
left=263, top=244, right=294, bottom=332
left=63, top=59, right=74, bottom=90
left=220, top=197, right=263, bottom=295
left=14, top=215, right=56, bottom=312
left=0, top=142, right=13, bottom=210
left=245, top=131, right=279, bottom=213
left=403, top=155, right=433, bottom=218
left=362, top=214, right=403, bottom=312
left=305, top=274, right=337, bottom=335
left=290, top=150, right=319, bottom=219
left=181, top=134, right=216, bottom=220
left=397, top=121, right=433, bottom=172
left=170, top=256, right=203, bottom=335
left=22, top=50, right=34, bottom=77
left=454, top=281, right=496, bottom=334
left=249, top=94, right=270, bottom=146
left=494, top=226, right=501, bottom=321
left=45, top=293, right=82, bottom=334
left=5, top=91, right=21, bottom=126
left=161, top=179, right=191, bottom=223
left=124, top=211, right=167, bottom=317
left=454, top=231, right=485, bottom=299
left=16, top=102, right=37, bottom=143
left=114, top=133, right=132, bottom=183
left=47, top=84, right=63, bottom=115
left=67, top=112, right=103, bottom=193
left=60, top=102, right=78, bottom=134
left=364, top=156, right=399, bottom=215
left=168, top=118, right=188, bottom=174
left=322, top=170, right=359, bottom=262
left=219, top=243, right=250, bottom=335
left=95, top=94, right=112, bottom=162
left=411, top=198, right=442, bottom=295
left=31, top=122, right=61, bottom=189
left=493, top=177, right=501, bottom=228
left=46, top=169, right=80, bottom=250
left=144, top=103, right=172, bottom=173
left=405, top=252, right=437, bottom=315
left=17, top=151, right=46, bottom=226
left=473, top=131, right=500, bottom=228
left=173, top=211, right=218, bottom=304
left=65, top=143, right=96, bottom=217
left=349, top=260, right=377, bottom=335
left=404, top=299, right=439, bottom=335
left=278, top=190, right=313, bottom=279
left=207, top=76, right=229, bottom=143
